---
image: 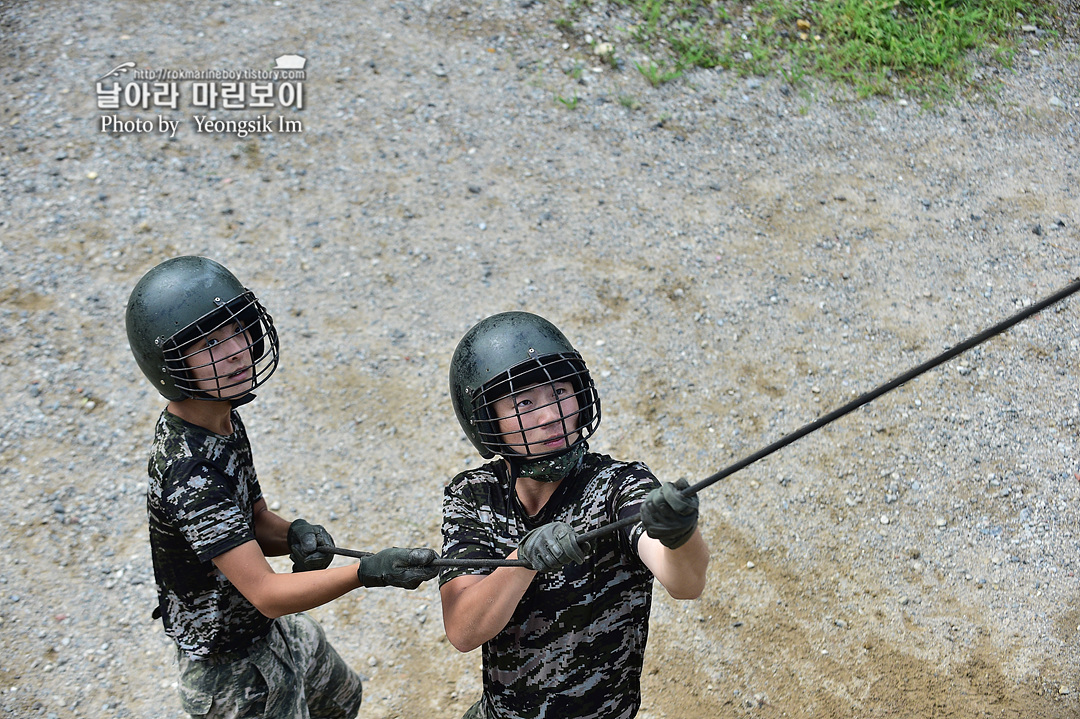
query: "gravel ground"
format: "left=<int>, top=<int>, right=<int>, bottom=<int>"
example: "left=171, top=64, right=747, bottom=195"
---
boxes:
left=1, top=1, right=1079, bottom=717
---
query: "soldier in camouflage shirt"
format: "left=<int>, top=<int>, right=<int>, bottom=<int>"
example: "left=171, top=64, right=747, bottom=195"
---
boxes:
left=441, top=313, right=710, bottom=719
left=128, top=257, right=440, bottom=718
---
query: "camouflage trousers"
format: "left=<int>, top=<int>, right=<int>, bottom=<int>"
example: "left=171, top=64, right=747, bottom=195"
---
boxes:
left=176, top=613, right=363, bottom=719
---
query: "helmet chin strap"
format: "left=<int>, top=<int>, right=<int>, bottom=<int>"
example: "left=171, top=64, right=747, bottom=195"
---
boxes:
left=508, top=442, right=587, bottom=483
left=183, top=389, right=257, bottom=406
left=229, top=392, right=258, bottom=408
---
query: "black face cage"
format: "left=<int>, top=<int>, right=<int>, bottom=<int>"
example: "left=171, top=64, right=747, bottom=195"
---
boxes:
left=472, top=352, right=601, bottom=458
left=161, top=292, right=280, bottom=400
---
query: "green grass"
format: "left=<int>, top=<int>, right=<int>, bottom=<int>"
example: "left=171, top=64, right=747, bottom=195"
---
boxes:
left=635, top=59, right=684, bottom=86
left=561, top=0, right=1060, bottom=98
left=555, top=92, right=581, bottom=109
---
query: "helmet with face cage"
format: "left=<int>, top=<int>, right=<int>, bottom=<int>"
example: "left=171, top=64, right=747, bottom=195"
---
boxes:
left=126, top=256, right=279, bottom=401
left=449, top=312, right=601, bottom=460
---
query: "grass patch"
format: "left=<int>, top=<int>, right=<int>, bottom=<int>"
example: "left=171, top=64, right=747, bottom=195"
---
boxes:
left=562, top=0, right=1060, bottom=98
left=635, top=58, right=684, bottom=86
left=555, top=92, right=581, bottom=109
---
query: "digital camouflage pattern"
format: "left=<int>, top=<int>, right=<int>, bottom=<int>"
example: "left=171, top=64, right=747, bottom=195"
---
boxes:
left=515, top=442, right=586, bottom=483
left=461, top=700, right=486, bottom=719
left=176, top=612, right=362, bottom=718
left=441, top=449, right=660, bottom=719
left=147, top=408, right=273, bottom=658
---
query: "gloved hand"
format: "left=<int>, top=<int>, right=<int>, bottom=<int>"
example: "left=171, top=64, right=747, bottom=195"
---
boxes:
left=288, top=519, right=335, bottom=572
left=358, top=547, right=439, bottom=589
left=518, top=521, right=586, bottom=572
left=640, top=478, right=699, bottom=549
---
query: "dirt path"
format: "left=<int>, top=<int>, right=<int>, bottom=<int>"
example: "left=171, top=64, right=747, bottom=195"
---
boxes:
left=1, top=1, right=1078, bottom=717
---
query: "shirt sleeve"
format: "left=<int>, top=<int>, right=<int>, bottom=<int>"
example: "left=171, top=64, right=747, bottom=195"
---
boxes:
left=161, top=458, right=257, bottom=563
left=610, top=461, right=661, bottom=554
left=440, top=469, right=505, bottom=585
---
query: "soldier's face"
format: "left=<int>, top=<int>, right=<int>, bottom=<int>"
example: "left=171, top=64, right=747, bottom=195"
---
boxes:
left=492, top=381, right=581, bottom=456
left=182, top=322, right=256, bottom=399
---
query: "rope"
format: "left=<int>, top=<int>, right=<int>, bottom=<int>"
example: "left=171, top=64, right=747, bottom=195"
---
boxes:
left=333, top=277, right=1080, bottom=570
left=327, top=546, right=527, bottom=568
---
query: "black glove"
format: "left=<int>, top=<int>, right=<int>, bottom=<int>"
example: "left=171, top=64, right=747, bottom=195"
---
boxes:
left=358, top=547, right=439, bottom=589
left=518, top=521, right=586, bottom=572
left=287, top=519, right=335, bottom=572
left=640, top=478, right=699, bottom=549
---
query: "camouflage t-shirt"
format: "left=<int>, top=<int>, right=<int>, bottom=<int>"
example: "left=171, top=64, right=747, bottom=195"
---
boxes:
left=441, top=450, right=660, bottom=719
left=147, top=408, right=273, bottom=659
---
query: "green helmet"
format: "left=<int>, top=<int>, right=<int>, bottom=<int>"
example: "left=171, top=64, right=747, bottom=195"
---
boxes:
left=125, top=256, right=279, bottom=401
left=449, top=312, right=601, bottom=460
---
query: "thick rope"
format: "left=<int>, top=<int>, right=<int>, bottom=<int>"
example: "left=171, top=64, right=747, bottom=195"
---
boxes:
left=333, top=277, right=1080, bottom=570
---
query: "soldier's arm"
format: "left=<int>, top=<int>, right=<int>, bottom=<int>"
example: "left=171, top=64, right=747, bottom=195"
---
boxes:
left=251, top=497, right=291, bottom=557
left=212, top=541, right=361, bottom=618
left=637, top=530, right=709, bottom=600
left=440, top=557, right=536, bottom=652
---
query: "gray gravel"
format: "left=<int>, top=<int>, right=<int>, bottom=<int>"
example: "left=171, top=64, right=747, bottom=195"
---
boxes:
left=1, top=0, right=1078, bottom=717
